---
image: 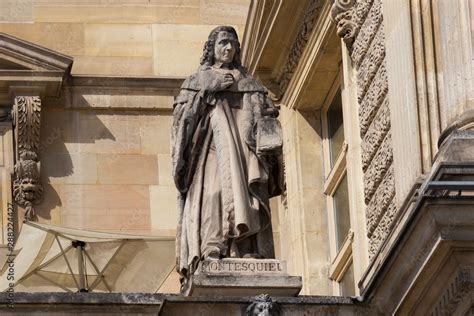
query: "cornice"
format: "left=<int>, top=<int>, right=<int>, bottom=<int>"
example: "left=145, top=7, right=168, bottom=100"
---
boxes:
left=0, top=32, right=72, bottom=72
left=0, top=33, right=73, bottom=105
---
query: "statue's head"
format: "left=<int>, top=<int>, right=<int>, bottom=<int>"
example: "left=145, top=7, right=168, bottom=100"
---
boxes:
left=246, top=294, right=280, bottom=316
left=13, top=154, right=43, bottom=204
left=200, top=26, right=242, bottom=68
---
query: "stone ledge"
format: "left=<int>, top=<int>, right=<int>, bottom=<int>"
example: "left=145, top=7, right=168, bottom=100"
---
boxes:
left=70, top=75, right=184, bottom=91
left=183, top=259, right=302, bottom=297
left=187, top=274, right=303, bottom=297
left=0, top=292, right=370, bottom=315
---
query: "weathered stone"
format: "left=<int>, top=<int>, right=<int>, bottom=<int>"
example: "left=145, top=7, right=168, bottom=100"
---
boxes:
left=183, top=259, right=302, bottom=297
left=172, top=26, right=284, bottom=289
left=97, top=154, right=158, bottom=185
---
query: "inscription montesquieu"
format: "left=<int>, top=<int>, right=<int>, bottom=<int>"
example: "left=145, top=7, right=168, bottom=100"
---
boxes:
left=200, top=259, right=287, bottom=274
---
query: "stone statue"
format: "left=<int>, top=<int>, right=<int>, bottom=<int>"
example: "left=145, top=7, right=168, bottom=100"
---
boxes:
left=171, top=26, right=284, bottom=287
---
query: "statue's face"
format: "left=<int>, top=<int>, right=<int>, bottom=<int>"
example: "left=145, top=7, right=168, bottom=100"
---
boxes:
left=214, top=31, right=237, bottom=65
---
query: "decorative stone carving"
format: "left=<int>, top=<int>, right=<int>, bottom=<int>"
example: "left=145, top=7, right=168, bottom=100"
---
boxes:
left=358, top=64, right=388, bottom=135
left=350, top=0, right=383, bottom=67
left=432, top=268, right=472, bottom=316
left=246, top=294, right=281, bottom=316
left=331, top=0, right=398, bottom=258
left=363, top=133, right=393, bottom=204
left=366, top=166, right=395, bottom=237
left=330, top=0, right=358, bottom=48
left=276, top=0, right=324, bottom=95
left=356, top=25, right=386, bottom=101
left=12, top=96, right=43, bottom=220
left=171, top=26, right=284, bottom=291
left=361, top=103, right=391, bottom=171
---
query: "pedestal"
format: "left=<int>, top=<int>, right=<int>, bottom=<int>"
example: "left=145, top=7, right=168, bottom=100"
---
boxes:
left=182, top=258, right=302, bottom=297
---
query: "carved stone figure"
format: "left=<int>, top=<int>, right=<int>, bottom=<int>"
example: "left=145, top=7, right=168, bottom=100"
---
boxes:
left=330, top=0, right=358, bottom=48
left=171, top=26, right=283, bottom=287
left=12, top=96, right=43, bottom=220
left=246, top=294, right=280, bottom=316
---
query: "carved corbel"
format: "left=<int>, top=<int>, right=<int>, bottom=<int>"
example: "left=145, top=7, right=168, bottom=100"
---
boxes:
left=246, top=294, right=281, bottom=316
left=12, top=96, right=43, bottom=220
left=330, top=0, right=358, bottom=49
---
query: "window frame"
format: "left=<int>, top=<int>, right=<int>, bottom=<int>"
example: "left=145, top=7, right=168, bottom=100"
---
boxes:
left=322, top=70, right=355, bottom=295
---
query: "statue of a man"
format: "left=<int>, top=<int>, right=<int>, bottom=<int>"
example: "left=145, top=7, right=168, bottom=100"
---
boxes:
left=171, top=26, right=283, bottom=286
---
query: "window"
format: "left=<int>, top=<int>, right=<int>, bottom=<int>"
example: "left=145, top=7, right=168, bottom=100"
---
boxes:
left=322, top=74, right=356, bottom=296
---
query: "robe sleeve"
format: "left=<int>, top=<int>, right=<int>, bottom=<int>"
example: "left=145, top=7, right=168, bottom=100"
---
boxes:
left=171, top=83, right=216, bottom=193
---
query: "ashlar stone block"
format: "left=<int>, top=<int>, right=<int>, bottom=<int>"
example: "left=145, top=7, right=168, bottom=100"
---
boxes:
left=97, top=154, right=158, bottom=185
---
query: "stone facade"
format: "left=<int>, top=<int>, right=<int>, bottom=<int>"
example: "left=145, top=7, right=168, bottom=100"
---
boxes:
left=1, top=0, right=474, bottom=314
left=331, top=0, right=396, bottom=259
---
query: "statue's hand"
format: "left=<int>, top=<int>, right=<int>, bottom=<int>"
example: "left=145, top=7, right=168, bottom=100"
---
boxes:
left=206, top=73, right=234, bottom=92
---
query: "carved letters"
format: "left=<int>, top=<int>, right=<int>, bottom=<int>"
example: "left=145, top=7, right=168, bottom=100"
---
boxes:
left=12, top=96, right=43, bottom=220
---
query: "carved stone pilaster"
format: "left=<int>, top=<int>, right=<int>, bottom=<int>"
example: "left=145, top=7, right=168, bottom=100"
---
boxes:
left=330, top=0, right=397, bottom=258
left=12, top=96, right=43, bottom=220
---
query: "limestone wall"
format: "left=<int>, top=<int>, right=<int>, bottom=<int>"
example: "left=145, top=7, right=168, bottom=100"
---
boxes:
left=38, top=108, right=173, bottom=235
left=0, top=0, right=249, bottom=76
left=0, top=0, right=250, bottom=233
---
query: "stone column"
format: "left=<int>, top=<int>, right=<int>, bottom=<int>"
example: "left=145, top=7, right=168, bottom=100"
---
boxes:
left=11, top=96, right=43, bottom=221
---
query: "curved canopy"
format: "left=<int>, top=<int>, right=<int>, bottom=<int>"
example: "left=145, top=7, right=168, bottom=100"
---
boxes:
left=0, top=221, right=175, bottom=293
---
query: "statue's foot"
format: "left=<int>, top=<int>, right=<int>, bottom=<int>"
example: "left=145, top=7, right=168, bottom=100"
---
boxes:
left=203, top=248, right=221, bottom=260
left=242, top=253, right=263, bottom=259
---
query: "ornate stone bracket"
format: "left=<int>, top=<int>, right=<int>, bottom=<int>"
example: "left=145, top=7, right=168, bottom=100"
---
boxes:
left=246, top=294, right=281, bottom=316
left=330, top=0, right=358, bottom=49
left=12, top=96, right=43, bottom=220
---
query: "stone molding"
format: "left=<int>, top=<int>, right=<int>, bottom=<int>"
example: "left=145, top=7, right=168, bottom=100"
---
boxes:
left=331, top=0, right=396, bottom=258
left=432, top=268, right=472, bottom=316
left=0, top=292, right=367, bottom=315
left=275, top=0, right=325, bottom=96
left=360, top=132, right=474, bottom=314
left=12, top=96, right=42, bottom=220
left=243, top=0, right=340, bottom=110
left=409, top=0, right=441, bottom=173
left=0, top=32, right=73, bottom=105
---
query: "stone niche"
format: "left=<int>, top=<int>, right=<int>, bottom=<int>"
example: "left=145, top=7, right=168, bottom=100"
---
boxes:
left=183, top=258, right=302, bottom=297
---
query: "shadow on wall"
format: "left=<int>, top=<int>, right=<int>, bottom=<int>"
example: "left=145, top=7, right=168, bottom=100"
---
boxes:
left=36, top=98, right=116, bottom=221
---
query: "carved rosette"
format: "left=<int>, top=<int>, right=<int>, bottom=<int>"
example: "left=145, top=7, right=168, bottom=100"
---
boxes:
left=12, top=96, right=43, bottom=220
left=330, top=0, right=358, bottom=49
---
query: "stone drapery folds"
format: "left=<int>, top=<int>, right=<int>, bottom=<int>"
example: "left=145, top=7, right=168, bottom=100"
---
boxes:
left=171, top=26, right=283, bottom=288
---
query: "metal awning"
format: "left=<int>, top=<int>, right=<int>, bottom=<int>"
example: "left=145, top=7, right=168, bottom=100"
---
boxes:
left=0, top=221, right=175, bottom=293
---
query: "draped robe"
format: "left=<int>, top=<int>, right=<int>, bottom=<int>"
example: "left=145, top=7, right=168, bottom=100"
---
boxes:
left=171, top=66, right=283, bottom=282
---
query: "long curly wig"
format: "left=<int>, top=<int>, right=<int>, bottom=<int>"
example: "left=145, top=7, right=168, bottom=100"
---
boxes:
left=200, top=26, right=242, bottom=68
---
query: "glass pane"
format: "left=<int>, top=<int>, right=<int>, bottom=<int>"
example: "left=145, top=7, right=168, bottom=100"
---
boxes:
left=340, top=263, right=356, bottom=296
left=334, top=174, right=350, bottom=250
left=327, top=90, right=344, bottom=166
